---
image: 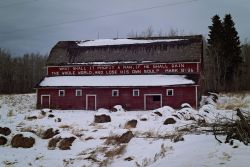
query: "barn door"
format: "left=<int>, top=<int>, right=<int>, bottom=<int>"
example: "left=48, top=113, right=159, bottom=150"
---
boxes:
left=144, top=94, right=162, bottom=110
left=41, top=95, right=50, bottom=108
left=86, top=94, right=96, bottom=110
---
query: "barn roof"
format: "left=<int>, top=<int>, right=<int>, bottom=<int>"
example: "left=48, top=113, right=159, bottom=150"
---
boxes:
left=46, top=35, right=203, bottom=66
left=37, top=75, right=195, bottom=87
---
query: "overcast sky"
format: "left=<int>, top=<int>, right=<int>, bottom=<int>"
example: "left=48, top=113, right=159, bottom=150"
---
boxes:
left=0, top=0, right=249, bottom=56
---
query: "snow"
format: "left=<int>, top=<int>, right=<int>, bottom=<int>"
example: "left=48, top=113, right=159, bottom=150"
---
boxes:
left=77, top=38, right=184, bottom=47
left=0, top=93, right=249, bottom=167
left=67, top=61, right=155, bottom=65
left=39, top=75, right=194, bottom=87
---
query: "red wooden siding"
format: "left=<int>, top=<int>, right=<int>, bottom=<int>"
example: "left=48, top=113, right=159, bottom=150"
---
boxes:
left=37, top=86, right=197, bottom=110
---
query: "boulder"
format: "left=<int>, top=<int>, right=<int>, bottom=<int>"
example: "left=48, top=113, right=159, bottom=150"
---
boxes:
left=172, top=114, right=180, bottom=120
left=48, top=137, right=61, bottom=150
left=125, top=120, right=137, bottom=129
left=11, top=134, right=35, bottom=148
left=40, top=110, right=46, bottom=116
left=55, top=118, right=62, bottom=122
left=0, top=136, right=7, bottom=145
left=163, top=118, right=176, bottom=125
left=58, top=137, right=76, bottom=150
left=42, top=128, right=59, bottom=139
left=110, top=108, right=117, bottom=112
left=154, top=111, right=162, bottom=117
left=26, top=116, right=37, bottom=120
left=172, top=134, right=184, bottom=143
left=0, top=127, right=11, bottom=136
left=140, top=118, right=147, bottom=121
left=117, top=131, right=134, bottom=143
left=48, top=114, right=55, bottom=118
left=94, top=114, right=111, bottom=123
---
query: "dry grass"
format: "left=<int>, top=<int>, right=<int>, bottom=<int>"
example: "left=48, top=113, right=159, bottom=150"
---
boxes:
left=217, top=92, right=250, bottom=110
left=85, top=136, right=94, bottom=141
left=105, top=144, right=127, bottom=158
left=217, top=99, right=249, bottom=110
left=104, top=135, right=120, bottom=145
left=135, top=144, right=173, bottom=167
left=59, top=124, right=72, bottom=129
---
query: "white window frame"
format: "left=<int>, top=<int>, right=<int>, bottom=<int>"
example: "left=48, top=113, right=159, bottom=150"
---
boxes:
left=133, top=89, right=140, bottom=96
left=166, top=89, right=174, bottom=96
left=112, top=90, right=119, bottom=97
left=58, top=90, right=65, bottom=97
left=75, top=89, right=82, bottom=96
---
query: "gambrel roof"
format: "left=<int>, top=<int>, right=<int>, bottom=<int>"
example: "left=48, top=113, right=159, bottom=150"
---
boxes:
left=46, top=35, right=203, bottom=66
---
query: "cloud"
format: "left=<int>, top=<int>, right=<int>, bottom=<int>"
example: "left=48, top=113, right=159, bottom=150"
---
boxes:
left=0, top=0, right=249, bottom=56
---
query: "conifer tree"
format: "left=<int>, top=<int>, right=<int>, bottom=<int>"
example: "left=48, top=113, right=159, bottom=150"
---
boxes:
left=223, top=14, right=242, bottom=83
left=207, top=14, right=242, bottom=91
left=207, top=15, right=224, bottom=90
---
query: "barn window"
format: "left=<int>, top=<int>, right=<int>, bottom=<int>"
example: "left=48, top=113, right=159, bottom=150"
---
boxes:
left=166, top=89, right=174, bottom=96
left=112, top=90, right=119, bottom=96
left=75, top=89, right=82, bottom=96
left=153, top=95, right=161, bottom=101
left=58, top=90, right=65, bottom=97
left=133, top=89, right=140, bottom=96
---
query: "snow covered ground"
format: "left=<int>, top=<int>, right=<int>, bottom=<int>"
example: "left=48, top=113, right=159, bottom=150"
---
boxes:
left=0, top=93, right=249, bottom=167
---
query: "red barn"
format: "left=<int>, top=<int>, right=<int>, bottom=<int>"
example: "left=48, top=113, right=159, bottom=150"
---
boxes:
left=36, top=35, right=203, bottom=110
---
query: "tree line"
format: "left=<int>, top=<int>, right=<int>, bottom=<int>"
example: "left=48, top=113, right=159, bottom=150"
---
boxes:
left=0, top=49, right=47, bottom=94
left=204, top=14, right=250, bottom=92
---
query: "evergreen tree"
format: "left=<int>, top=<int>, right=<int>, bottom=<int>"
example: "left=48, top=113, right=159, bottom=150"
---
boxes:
left=206, top=14, right=242, bottom=91
left=207, top=15, right=224, bottom=91
left=223, top=14, right=242, bottom=83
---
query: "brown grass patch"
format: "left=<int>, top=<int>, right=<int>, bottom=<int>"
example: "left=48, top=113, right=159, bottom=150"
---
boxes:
left=85, top=136, right=94, bottom=141
left=59, top=124, right=72, bottom=129
left=105, top=144, right=127, bottom=158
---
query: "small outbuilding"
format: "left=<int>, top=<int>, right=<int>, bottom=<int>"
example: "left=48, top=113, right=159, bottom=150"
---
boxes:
left=36, top=35, right=203, bottom=110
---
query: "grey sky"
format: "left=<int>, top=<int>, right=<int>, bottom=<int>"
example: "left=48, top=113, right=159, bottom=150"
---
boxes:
left=0, top=0, right=249, bottom=56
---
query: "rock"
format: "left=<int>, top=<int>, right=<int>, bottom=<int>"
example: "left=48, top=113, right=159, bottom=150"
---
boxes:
left=110, top=108, right=117, bottom=112
left=26, top=116, right=37, bottom=120
left=58, top=137, right=76, bottom=150
left=154, top=111, right=162, bottom=117
left=11, top=134, right=35, bottom=148
left=140, top=114, right=148, bottom=121
left=0, top=127, right=11, bottom=136
left=125, top=120, right=137, bottom=129
left=163, top=118, right=176, bottom=125
left=140, top=118, right=147, bottom=121
left=117, top=131, right=134, bottom=143
left=113, top=105, right=125, bottom=112
left=94, top=114, right=111, bottom=123
left=172, top=114, right=180, bottom=120
left=40, top=110, right=46, bottom=116
left=48, top=137, right=61, bottom=150
left=48, top=114, right=55, bottom=118
left=42, top=128, right=59, bottom=139
left=124, top=156, right=134, bottom=161
left=57, top=118, right=62, bottom=122
left=0, top=136, right=7, bottom=145
left=172, top=134, right=184, bottom=143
